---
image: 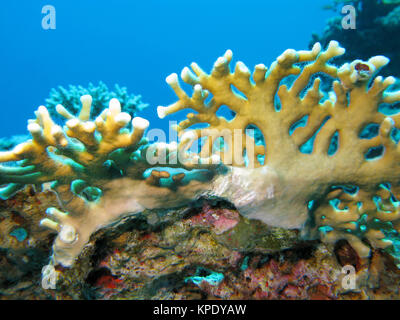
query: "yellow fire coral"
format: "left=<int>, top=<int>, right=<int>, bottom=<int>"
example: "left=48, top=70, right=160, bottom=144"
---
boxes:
left=159, top=40, right=400, bottom=258
left=1, top=41, right=400, bottom=268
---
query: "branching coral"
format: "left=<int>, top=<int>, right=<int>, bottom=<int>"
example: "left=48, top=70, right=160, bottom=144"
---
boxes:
left=159, top=41, right=400, bottom=258
left=45, top=82, right=148, bottom=122
left=315, top=183, right=400, bottom=258
left=0, top=83, right=148, bottom=152
left=0, top=41, right=400, bottom=268
left=0, top=96, right=221, bottom=266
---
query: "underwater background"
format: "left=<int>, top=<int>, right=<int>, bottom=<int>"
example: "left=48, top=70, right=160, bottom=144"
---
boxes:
left=1, top=0, right=400, bottom=300
left=0, top=0, right=332, bottom=138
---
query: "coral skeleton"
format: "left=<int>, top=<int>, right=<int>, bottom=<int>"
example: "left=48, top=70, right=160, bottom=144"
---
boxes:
left=1, top=41, right=400, bottom=268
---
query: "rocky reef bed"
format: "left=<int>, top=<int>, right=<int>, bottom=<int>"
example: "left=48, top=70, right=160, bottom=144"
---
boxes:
left=1, top=188, right=399, bottom=300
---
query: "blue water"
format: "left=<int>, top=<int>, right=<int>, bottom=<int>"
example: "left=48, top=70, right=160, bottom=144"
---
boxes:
left=0, top=0, right=332, bottom=138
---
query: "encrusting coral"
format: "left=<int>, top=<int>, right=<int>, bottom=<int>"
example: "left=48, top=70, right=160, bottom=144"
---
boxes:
left=0, top=41, right=400, bottom=272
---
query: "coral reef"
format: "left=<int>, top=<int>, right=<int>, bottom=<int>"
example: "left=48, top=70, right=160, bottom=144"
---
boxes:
left=1, top=188, right=400, bottom=300
left=0, top=94, right=222, bottom=267
left=0, top=187, right=58, bottom=298
left=45, top=82, right=148, bottom=122
left=0, top=82, right=148, bottom=152
left=159, top=41, right=400, bottom=260
left=0, top=41, right=400, bottom=296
